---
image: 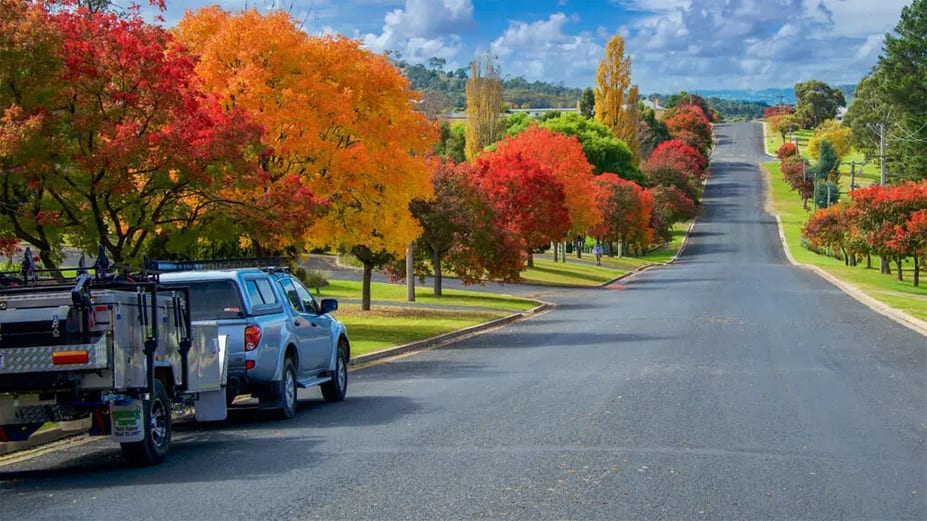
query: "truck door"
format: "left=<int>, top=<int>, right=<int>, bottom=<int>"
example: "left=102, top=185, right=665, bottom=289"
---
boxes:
left=277, top=278, right=331, bottom=373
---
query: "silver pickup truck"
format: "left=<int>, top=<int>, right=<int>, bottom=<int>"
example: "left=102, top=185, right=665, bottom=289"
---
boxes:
left=158, top=265, right=349, bottom=418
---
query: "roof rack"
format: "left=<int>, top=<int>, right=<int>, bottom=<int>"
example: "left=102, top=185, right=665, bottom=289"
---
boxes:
left=0, top=246, right=156, bottom=290
left=145, top=256, right=289, bottom=273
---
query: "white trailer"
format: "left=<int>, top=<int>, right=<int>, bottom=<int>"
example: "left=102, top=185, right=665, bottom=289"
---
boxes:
left=0, top=268, right=227, bottom=465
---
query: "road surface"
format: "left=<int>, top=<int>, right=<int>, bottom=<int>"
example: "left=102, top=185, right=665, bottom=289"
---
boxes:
left=1, top=122, right=924, bottom=520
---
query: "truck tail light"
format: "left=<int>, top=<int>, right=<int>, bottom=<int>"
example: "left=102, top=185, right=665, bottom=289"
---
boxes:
left=53, top=351, right=89, bottom=365
left=244, top=325, right=262, bottom=352
left=245, top=360, right=255, bottom=370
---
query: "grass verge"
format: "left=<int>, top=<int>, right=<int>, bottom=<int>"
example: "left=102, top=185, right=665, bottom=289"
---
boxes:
left=316, top=280, right=539, bottom=312
left=521, top=258, right=625, bottom=285
left=763, top=161, right=927, bottom=322
left=335, top=304, right=510, bottom=356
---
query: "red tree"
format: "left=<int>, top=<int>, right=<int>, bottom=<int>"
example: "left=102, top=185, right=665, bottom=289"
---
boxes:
left=0, top=4, right=265, bottom=266
left=491, top=125, right=601, bottom=241
left=665, top=105, right=712, bottom=158
left=780, top=156, right=814, bottom=209
left=646, top=139, right=708, bottom=181
left=763, top=105, right=795, bottom=119
left=591, top=173, right=653, bottom=256
left=472, top=149, right=571, bottom=266
left=648, top=185, right=697, bottom=242
left=850, top=181, right=927, bottom=282
left=777, top=142, right=798, bottom=161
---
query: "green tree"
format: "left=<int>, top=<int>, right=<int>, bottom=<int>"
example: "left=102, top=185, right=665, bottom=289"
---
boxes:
left=810, top=141, right=841, bottom=208
left=794, top=80, right=846, bottom=129
left=579, top=87, right=595, bottom=118
left=639, top=107, right=671, bottom=161
left=434, top=121, right=466, bottom=163
left=539, top=112, right=643, bottom=184
left=879, top=0, right=927, bottom=181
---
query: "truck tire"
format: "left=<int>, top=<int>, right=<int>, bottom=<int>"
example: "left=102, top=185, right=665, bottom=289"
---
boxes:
left=121, top=380, right=172, bottom=466
left=278, top=357, right=298, bottom=419
left=321, top=340, right=348, bottom=402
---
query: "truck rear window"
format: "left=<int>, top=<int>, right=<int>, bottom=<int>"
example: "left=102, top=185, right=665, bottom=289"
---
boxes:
left=167, top=281, right=244, bottom=320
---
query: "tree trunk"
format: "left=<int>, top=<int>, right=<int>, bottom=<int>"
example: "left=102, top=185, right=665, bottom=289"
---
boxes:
left=576, top=239, right=582, bottom=259
left=866, top=253, right=872, bottom=269
left=552, top=242, right=558, bottom=262
left=527, top=251, right=534, bottom=268
left=432, top=248, right=443, bottom=297
left=914, top=256, right=920, bottom=287
left=896, top=258, right=903, bottom=282
left=562, top=242, right=567, bottom=263
left=361, top=263, right=373, bottom=311
left=881, top=256, right=890, bottom=274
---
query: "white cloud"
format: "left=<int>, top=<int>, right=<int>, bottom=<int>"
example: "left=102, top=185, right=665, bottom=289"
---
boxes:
left=490, top=13, right=603, bottom=83
left=617, top=0, right=909, bottom=91
left=361, top=0, right=474, bottom=62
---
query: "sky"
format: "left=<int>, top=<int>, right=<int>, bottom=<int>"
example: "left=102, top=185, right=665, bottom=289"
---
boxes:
left=150, top=0, right=912, bottom=94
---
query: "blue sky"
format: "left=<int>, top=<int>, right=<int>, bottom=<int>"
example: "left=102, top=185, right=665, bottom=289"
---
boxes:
left=150, top=0, right=911, bottom=94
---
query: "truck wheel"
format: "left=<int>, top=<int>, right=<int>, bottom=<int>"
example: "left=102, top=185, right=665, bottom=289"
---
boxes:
left=321, top=340, right=348, bottom=402
left=121, top=380, right=172, bottom=466
left=278, top=357, right=298, bottom=419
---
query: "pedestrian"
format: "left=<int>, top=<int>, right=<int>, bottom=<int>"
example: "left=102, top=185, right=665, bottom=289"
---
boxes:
left=593, top=242, right=603, bottom=266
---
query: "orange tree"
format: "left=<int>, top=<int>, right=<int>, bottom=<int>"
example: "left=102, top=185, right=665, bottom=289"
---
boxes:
left=176, top=8, right=437, bottom=310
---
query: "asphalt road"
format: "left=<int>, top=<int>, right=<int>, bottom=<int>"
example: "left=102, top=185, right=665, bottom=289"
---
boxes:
left=1, top=123, right=925, bottom=520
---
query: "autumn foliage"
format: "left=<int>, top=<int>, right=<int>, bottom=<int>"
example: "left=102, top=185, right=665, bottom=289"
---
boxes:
left=590, top=173, right=653, bottom=255
left=0, top=1, right=262, bottom=266
left=665, top=104, right=713, bottom=157
left=490, top=125, right=601, bottom=236
left=803, top=180, right=927, bottom=286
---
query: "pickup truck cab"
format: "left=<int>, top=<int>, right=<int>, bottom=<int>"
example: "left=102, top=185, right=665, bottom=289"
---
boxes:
left=159, top=267, right=349, bottom=418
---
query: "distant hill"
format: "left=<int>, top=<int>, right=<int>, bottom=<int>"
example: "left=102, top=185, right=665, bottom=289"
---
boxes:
left=652, top=84, right=857, bottom=107
left=395, top=61, right=581, bottom=111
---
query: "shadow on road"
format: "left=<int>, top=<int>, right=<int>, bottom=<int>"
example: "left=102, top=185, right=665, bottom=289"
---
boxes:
left=0, top=395, right=421, bottom=487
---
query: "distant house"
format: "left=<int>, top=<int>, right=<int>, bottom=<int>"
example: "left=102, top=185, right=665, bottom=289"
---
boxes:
left=835, top=106, right=848, bottom=122
left=643, top=98, right=665, bottom=119
left=443, top=107, right=579, bottom=122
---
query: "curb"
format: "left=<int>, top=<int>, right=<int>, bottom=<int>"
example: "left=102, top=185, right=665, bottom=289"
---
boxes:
left=773, top=209, right=927, bottom=338
left=350, top=302, right=555, bottom=366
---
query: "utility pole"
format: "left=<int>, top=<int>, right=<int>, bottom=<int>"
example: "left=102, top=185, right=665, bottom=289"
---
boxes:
left=406, top=242, right=415, bottom=302
left=879, top=122, right=887, bottom=185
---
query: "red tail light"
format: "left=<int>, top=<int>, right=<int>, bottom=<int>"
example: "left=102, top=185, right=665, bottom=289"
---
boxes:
left=245, top=360, right=255, bottom=370
left=244, top=325, right=262, bottom=351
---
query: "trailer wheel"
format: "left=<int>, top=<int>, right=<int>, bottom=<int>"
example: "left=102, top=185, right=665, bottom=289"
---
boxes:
left=121, top=380, right=172, bottom=466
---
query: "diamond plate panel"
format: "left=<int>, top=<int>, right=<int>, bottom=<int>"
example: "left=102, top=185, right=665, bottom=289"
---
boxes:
left=0, top=336, right=109, bottom=374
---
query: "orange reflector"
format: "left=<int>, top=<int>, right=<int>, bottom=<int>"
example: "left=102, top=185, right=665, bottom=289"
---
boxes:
left=245, top=360, right=255, bottom=370
left=53, top=351, right=89, bottom=365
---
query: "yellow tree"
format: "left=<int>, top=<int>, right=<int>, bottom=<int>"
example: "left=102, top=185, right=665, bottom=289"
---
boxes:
left=594, top=35, right=639, bottom=164
left=464, top=53, right=504, bottom=160
left=808, top=119, right=853, bottom=160
left=176, top=8, right=437, bottom=310
left=626, top=85, right=642, bottom=164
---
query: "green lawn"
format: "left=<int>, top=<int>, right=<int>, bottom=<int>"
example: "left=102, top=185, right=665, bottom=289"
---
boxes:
left=334, top=305, right=510, bottom=356
left=763, top=161, right=927, bottom=322
left=521, top=257, right=625, bottom=285
left=316, top=280, right=539, bottom=311
left=763, top=121, right=879, bottom=192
